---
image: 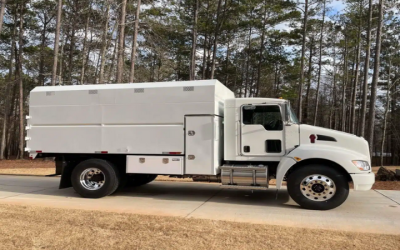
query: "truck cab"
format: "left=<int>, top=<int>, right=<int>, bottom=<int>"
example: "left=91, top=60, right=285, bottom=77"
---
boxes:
left=220, top=97, right=374, bottom=209
left=26, top=80, right=375, bottom=210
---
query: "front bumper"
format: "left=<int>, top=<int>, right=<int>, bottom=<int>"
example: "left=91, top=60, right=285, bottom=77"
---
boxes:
left=350, top=172, right=375, bottom=191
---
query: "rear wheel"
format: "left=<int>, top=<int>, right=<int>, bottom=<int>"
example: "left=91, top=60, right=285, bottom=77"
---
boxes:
left=287, top=164, right=349, bottom=210
left=71, top=159, right=120, bottom=198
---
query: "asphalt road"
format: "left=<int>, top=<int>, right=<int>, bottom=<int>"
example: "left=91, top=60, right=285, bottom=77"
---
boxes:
left=0, top=175, right=399, bottom=235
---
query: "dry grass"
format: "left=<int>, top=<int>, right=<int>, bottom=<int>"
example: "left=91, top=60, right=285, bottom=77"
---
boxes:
left=0, top=159, right=54, bottom=169
left=0, top=160, right=54, bottom=176
left=372, top=181, right=400, bottom=190
left=0, top=204, right=399, bottom=250
left=0, top=168, right=54, bottom=175
left=156, top=175, right=194, bottom=182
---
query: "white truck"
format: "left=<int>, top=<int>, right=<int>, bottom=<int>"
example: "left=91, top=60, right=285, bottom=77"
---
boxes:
left=26, top=80, right=374, bottom=210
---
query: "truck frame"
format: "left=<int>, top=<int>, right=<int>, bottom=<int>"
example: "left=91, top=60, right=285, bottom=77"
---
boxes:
left=26, top=80, right=375, bottom=210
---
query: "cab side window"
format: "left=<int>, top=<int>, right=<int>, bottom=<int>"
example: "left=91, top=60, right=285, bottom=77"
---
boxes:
left=242, top=105, right=283, bottom=131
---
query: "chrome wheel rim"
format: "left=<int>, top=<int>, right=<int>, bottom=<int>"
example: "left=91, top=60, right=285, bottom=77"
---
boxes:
left=300, top=174, right=336, bottom=201
left=80, top=168, right=105, bottom=190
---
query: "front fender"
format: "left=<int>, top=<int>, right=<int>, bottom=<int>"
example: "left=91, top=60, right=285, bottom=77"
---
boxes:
left=275, top=145, right=373, bottom=190
left=276, top=157, right=296, bottom=189
left=287, top=145, right=370, bottom=172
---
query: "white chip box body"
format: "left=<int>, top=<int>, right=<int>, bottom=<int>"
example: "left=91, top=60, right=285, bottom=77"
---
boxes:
left=26, top=80, right=234, bottom=156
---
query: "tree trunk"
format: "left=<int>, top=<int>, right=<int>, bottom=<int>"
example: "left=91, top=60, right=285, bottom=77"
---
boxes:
left=84, top=29, right=93, bottom=83
left=68, top=31, right=75, bottom=84
left=381, top=56, right=391, bottom=167
left=350, top=43, right=361, bottom=134
left=98, top=2, right=110, bottom=84
left=347, top=55, right=356, bottom=132
left=104, top=18, right=119, bottom=83
left=116, top=0, right=127, bottom=83
left=256, top=2, right=268, bottom=97
left=313, top=0, right=326, bottom=126
left=0, top=0, right=6, bottom=34
left=224, top=41, right=230, bottom=86
left=17, top=2, right=25, bottom=159
left=58, top=33, right=65, bottom=85
left=350, top=1, right=363, bottom=134
left=297, top=0, right=308, bottom=122
left=244, top=24, right=252, bottom=97
left=129, top=0, right=141, bottom=82
left=108, top=32, right=119, bottom=83
left=341, top=35, right=348, bottom=132
left=38, top=18, right=47, bottom=86
left=359, top=0, right=372, bottom=137
left=206, top=35, right=212, bottom=78
left=210, top=0, right=223, bottom=79
left=366, top=0, right=384, bottom=154
left=304, top=38, right=314, bottom=124
left=51, top=0, right=62, bottom=86
left=80, top=15, right=90, bottom=84
left=329, top=41, right=337, bottom=129
left=201, top=34, right=208, bottom=79
left=8, top=81, right=17, bottom=158
left=0, top=8, right=15, bottom=159
left=189, top=0, right=198, bottom=80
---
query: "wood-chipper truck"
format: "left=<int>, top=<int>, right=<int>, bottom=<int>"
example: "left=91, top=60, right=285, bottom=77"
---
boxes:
left=25, top=80, right=374, bottom=210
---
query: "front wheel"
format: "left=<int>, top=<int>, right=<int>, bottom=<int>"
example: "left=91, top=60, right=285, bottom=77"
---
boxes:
left=287, top=164, right=349, bottom=210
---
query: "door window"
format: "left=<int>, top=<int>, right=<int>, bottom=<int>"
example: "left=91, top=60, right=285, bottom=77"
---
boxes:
left=242, top=105, right=283, bottom=131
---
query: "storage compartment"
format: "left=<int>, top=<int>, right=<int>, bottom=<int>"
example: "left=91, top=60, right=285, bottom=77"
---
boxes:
left=185, top=115, right=223, bottom=175
left=126, top=155, right=184, bottom=175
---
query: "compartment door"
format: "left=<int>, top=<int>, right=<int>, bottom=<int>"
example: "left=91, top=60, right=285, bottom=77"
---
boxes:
left=185, top=116, right=222, bottom=175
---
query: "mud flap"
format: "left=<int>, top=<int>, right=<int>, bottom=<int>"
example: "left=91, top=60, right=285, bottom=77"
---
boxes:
left=58, top=161, right=75, bottom=189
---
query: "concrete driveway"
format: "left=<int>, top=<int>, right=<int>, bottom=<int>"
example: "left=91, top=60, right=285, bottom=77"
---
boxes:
left=0, top=175, right=399, bottom=235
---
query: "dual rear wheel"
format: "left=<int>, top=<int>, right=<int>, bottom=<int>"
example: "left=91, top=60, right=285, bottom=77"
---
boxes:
left=71, top=159, right=157, bottom=198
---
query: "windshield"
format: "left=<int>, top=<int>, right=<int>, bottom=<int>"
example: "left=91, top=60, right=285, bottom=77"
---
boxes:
left=286, top=102, right=299, bottom=124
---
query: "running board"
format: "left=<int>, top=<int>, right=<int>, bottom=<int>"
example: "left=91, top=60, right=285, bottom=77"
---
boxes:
left=220, top=164, right=269, bottom=188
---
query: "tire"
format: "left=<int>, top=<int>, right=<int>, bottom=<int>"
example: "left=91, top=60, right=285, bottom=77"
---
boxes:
left=71, top=159, right=120, bottom=198
left=287, top=164, right=349, bottom=210
left=126, top=174, right=158, bottom=187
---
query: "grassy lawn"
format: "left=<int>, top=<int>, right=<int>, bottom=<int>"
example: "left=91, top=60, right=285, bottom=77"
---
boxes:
left=0, top=204, right=399, bottom=250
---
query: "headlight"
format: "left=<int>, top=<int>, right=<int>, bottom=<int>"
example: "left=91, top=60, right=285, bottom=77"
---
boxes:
left=352, top=160, right=371, bottom=171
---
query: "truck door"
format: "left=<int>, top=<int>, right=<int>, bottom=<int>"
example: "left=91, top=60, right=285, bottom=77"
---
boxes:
left=240, top=104, right=285, bottom=156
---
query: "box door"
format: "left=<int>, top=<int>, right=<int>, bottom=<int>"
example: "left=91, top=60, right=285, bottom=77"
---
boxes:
left=185, top=116, right=222, bottom=175
left=240, top=104, right=285, bottom=156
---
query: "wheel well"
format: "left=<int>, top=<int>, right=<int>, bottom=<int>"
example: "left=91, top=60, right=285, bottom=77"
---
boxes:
left=285, top=158, right=352, bottom=183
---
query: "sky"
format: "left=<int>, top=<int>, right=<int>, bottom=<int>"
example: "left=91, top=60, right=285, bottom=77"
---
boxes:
left=328, top=0, right=346, bottom=15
